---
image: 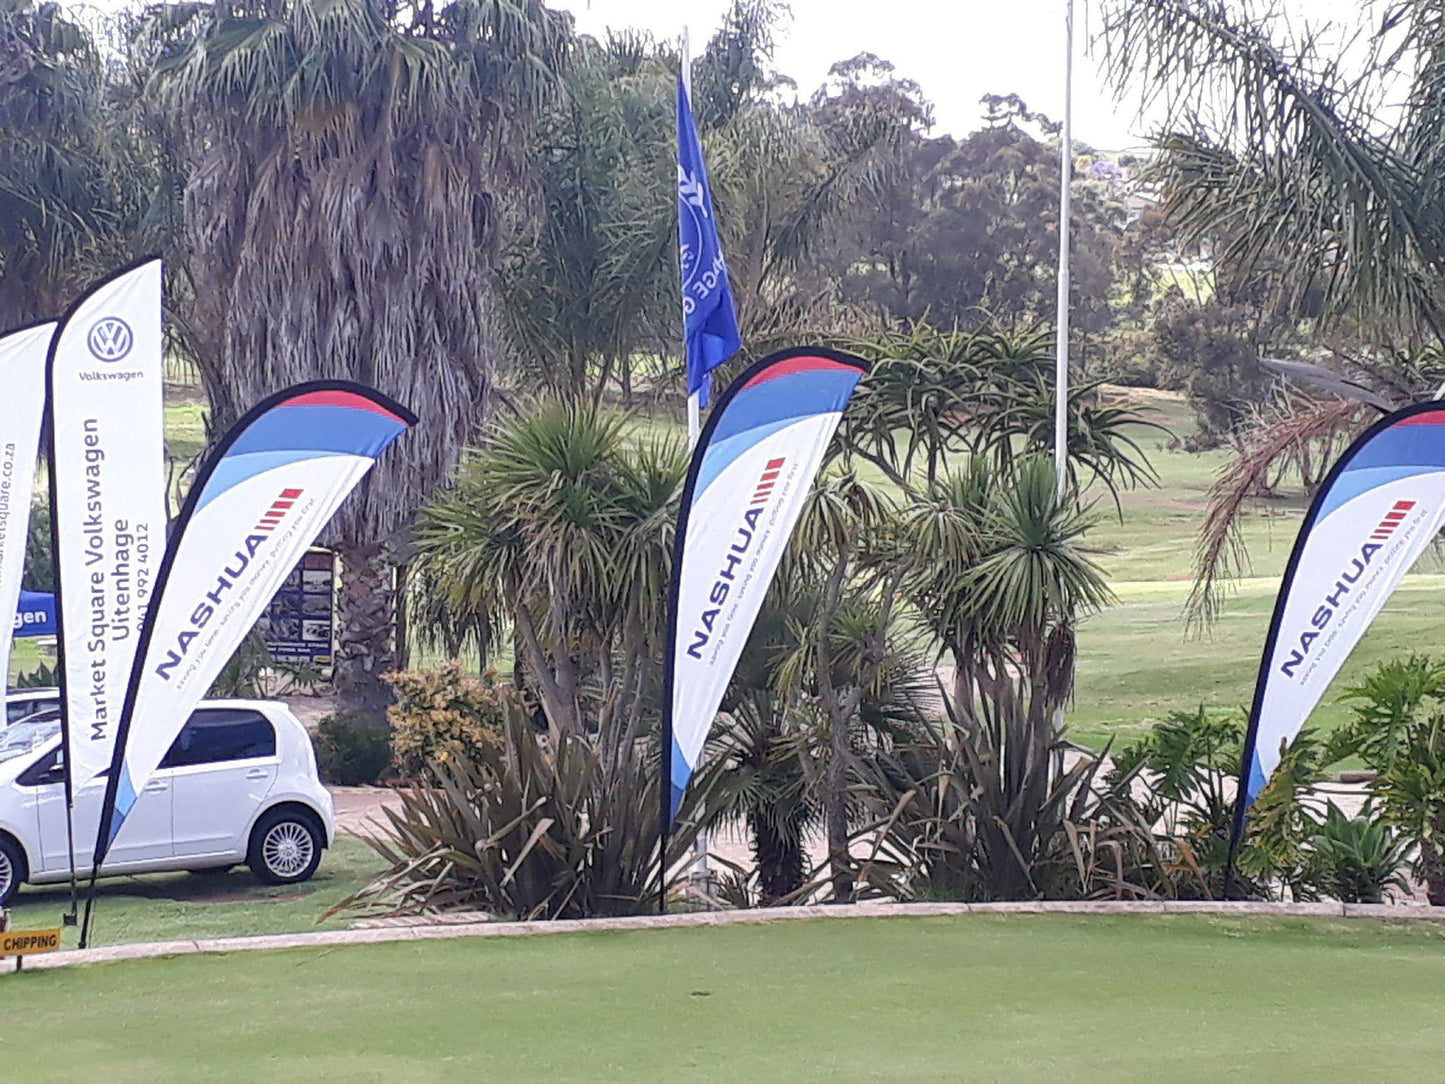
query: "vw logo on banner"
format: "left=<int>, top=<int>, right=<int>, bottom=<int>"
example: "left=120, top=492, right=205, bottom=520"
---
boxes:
left=87, top=317, right=134, bottom=363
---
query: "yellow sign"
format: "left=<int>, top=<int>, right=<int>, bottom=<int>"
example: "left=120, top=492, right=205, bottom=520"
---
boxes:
left=1, top=928, right=62, bottom=956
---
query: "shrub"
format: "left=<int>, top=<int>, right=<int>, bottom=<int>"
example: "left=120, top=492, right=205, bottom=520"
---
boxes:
left=12, top=659, right=59, bottom=689
left=1307, top=803, right=1410, bottom=904
left=385, top=662, right=505, bottom=779
left=1334, top=657, right=1445, bottom=905
left=314, top=709, right=392, bottom=786
left=856, top=715, right=1200, bottom=902
left=335, top=700, right=726, bottom=920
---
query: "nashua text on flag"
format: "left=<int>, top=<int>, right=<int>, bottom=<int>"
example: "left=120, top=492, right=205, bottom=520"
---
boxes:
left=677, top=72, right=742, bottom=408
left=663, top=347, right=869, bottom=831
left=1231, top=400, right=1445, bottom=855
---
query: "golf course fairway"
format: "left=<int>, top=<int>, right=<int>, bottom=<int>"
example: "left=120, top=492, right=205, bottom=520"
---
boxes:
left=6, top=913, right=1445, bottom=1080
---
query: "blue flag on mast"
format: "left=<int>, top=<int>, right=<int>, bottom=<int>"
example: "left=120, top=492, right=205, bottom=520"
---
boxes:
left=677, top=74, right=741, bottom=407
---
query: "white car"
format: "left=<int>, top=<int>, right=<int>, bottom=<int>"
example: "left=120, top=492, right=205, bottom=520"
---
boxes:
left=0, top=700, right=336, bottom=905
left=5, top=688, right=60, bottom=725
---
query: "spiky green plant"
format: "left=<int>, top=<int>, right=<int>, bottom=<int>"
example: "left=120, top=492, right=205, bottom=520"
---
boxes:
left=336, top=695, right=726, bottom=919
left=1308, top=803, right=1411, bottom=905
left=1333, top=657, right=1445, bottom=904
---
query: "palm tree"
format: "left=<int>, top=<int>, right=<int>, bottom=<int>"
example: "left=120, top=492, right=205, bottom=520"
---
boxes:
left=0, top=2, right=158, bottom=324
left=413, top=399, right=683, bottom=743
left=873, top=456, right=1113, bottom=899
left=1101, top=0, right=1445, bottom=346
left=136, top=0, right=570, bottom=721
left=500, top=32, right=675, bottom=403
left=1098, top=0, right=1445, bottom=619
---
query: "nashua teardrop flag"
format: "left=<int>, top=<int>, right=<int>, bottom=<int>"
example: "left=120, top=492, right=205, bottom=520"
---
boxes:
left=48, top=259, right=167, bottom=800
left=1236, top=401, right=1445, bottom=839
left=663, top=348, right=868, bottom=827
left=677, top=72, right=741, bottom=407
left=92, top=382, right=414, bottom=863
left=0, top=321, right=54, bottom=677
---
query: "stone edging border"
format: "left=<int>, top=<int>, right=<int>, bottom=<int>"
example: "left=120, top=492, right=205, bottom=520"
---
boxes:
left=11, top=898, right=1445, bottom=974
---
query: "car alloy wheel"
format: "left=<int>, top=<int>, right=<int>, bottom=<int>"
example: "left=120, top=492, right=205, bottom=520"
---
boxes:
left=0, top=847, right=12, bottom=902
left=261, top=820, right=315, bottom=879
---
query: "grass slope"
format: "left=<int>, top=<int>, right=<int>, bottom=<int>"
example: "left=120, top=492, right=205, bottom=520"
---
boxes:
left=7, top=914, right=1445, bottom=1080
left=6, top=838, right=384, bottom=950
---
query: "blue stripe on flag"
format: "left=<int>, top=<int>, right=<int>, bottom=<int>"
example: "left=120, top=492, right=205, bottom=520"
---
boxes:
left=670, top=744, right=692, bottom=824
left=1317, top=463, right=1445, bottom=522
left=709, top=370, right=861, bottom=447
left=109, top=765, right=137, bottom=845
left=229, top=404, right=409, bottom=460
left=695, top=417, right=805, bottom=498
left=195, top=449, right=347, bottom=512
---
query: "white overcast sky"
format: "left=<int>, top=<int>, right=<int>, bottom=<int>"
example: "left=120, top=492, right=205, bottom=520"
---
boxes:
left=555, top=0, right=1372, bottom=150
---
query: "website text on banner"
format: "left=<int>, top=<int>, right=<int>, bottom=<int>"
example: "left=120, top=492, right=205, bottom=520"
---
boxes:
left=0, top=322, right=54, bottom=679
left=47, top=259, right=167, bottom=838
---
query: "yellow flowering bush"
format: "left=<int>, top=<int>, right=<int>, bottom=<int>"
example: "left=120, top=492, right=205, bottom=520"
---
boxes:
left=386, top=662, right=506, bottom=778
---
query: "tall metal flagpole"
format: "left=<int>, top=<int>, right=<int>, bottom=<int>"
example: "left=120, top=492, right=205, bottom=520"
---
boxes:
left=674, top=25, right=711, bottom=909
left=683, top=28, right=701, bottom=452
left=1054, top=0, right=1074, bottom=496
left=1049, top=0, right=1076, bottom=767
left=661, top=26, right=697, bottom=917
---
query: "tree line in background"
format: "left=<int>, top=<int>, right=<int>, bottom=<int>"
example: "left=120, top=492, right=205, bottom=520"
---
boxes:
left=1, top=0, right=1206, bottom=739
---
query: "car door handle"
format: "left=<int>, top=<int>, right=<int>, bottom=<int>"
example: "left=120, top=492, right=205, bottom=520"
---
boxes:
left=144, top=781, right=168, bottom=793
left=245, top=768, right=270, bottom=780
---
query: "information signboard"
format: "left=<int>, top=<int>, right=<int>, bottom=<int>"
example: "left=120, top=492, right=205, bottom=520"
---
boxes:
left=259, top=549, right=335, bottom=666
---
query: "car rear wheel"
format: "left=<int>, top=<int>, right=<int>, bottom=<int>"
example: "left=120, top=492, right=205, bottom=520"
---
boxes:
left=0, top=835, right=26, bottom=906
left=248, top=809, right=322, bottom=886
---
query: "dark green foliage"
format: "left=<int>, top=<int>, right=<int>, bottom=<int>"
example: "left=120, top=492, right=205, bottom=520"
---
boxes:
left=0, top=1, right=163, bottom=324
left=12, top=658, right=58, bottom=689
left=838, top=93, right=1139, bottom=337
left=314, top=709, right=392, bottom=787
left=414, top=400, right=684, bottom=743
left=1110, top=706, right=1241, bottom=885
left=843, top=323, right=1161, bottom=506
left=1307, top=803, right=1410, bottom=905
left=857, top=715, right=1195, bottom=902
left=24, top=499, right=52, bottom=593
left=1334, top=657, right=1445, bottom=905
left=337, top=698, right=723, bottom=919
left=1150, top=296, right=1285, bottom=448
left=207, top=629, right=275, bottom=699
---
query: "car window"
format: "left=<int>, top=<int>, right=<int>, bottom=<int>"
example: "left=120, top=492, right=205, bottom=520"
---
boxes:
left=6, top=696, right=58, bottom=724
left=160, top=709, right=277, bottom=769
left=0, top=716, right=61, bottom=764
left=17, top=746, right=62, bottom=787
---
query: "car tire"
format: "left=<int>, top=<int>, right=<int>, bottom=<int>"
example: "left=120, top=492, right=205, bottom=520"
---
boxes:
left=248, top=808, right=323, bottom=886
left=0, top=835, right=26, bottom=907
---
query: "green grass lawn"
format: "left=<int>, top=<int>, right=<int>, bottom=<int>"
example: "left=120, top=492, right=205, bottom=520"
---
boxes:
left=6, top=838, right=386, bottom=951
left=1070, top=576, right=1445, bottom=749
left=7, top=913, right=1445, bottom=1080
